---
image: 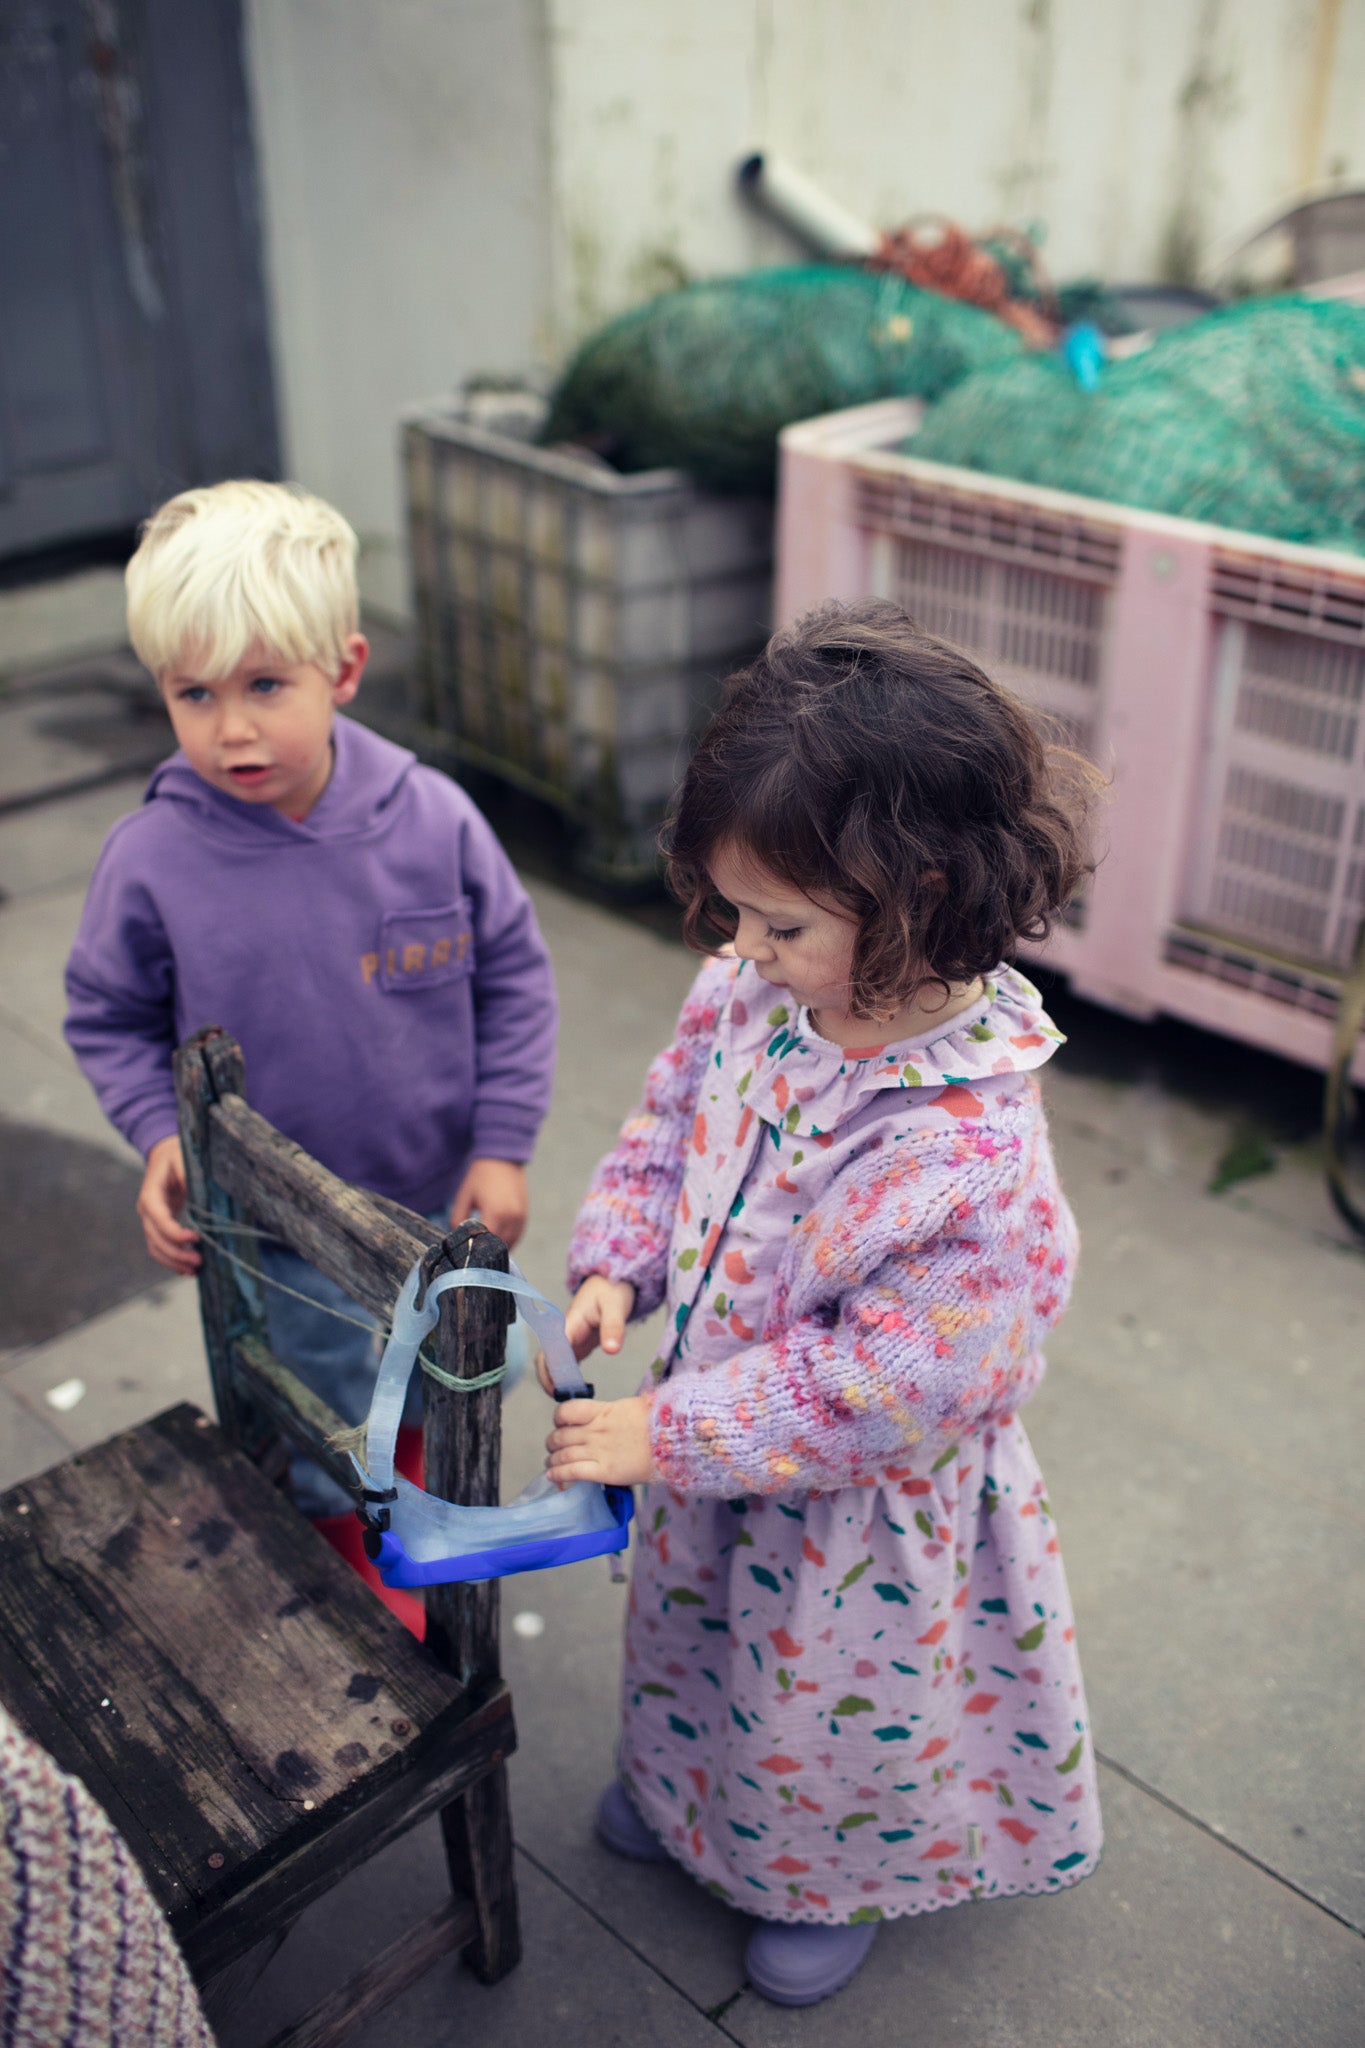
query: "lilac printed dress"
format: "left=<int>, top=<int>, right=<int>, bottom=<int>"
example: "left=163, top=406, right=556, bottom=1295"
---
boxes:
left=568, top=957, right=1102, bottom=1926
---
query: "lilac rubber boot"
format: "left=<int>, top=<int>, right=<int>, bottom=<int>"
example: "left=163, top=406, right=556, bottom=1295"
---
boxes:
left=744, top=1918, right=879, bottom=2007
left=594, top=1780, right=670, bottom=1862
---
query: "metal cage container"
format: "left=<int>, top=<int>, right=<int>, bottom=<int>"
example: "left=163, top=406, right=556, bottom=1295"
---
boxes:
left=404, top=398, right=773, bottom=883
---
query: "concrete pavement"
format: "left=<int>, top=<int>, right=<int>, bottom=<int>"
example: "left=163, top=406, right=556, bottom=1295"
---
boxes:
left=1, top=736, right=1362, bottom=2044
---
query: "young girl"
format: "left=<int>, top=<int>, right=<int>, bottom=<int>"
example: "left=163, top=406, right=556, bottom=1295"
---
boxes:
left=544, top=600, right=1103, bottom=2007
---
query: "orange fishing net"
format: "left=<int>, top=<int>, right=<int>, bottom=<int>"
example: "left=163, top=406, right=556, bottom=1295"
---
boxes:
left=869, top=217, right=1059, bottom=347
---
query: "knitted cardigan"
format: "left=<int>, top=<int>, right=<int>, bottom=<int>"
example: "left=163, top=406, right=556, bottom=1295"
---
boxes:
left=568, top=955, right=1076, bottom=1497
left=0, top=1705, right=213, bottom=2048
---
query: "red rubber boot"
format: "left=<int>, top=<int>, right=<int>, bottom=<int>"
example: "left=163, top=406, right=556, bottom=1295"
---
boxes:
left=310, top=1424, right=426, bottom=1638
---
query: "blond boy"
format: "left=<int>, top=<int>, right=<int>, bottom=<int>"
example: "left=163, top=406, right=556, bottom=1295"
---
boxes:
left=66, top=482, right=556, bottom=1512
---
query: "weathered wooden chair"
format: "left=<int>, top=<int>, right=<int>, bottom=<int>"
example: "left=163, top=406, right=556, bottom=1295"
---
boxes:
left=0, top=1027, right=520, bottom=2043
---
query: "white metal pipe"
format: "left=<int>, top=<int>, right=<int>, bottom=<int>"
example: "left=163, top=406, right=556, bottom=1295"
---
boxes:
left=737, top=153, right=879, bottom=259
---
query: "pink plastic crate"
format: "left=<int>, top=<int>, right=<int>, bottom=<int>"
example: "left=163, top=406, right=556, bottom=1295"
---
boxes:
left=777, top=400, right=1365, bottom=1078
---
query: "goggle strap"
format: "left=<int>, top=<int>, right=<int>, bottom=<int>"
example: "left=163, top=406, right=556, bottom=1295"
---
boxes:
left=360, top=1258, right=591, bottom=1497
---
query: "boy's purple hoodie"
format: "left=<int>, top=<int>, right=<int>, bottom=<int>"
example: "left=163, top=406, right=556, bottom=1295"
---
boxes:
left=65, top=715, right=556, bottom=1213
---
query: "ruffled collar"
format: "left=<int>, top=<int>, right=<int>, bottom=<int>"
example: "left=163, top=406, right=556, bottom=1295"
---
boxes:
left=724, top=961, right=1064, bottom=1138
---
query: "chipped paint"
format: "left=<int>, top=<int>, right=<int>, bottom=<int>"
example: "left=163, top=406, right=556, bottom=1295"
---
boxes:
left=1297, top=0, right=1345, bottom=190
left=992, top=0, right=1056, bottom=224
left=627, top=244, right=692, bottom=301
left=1159, top=0, right=1241, bottom=285
left=568, top=220, right=606, bottom=342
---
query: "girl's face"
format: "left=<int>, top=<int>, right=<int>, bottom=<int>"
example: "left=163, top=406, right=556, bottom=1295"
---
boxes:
left=708, top=843, right=858, bottom=1016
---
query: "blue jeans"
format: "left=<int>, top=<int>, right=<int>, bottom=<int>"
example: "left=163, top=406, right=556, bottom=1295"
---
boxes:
left=257, top=1220, right=529, bottom=1518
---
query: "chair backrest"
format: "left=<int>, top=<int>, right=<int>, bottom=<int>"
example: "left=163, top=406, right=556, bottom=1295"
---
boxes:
left=172, top=1025, right=513, bottom=1689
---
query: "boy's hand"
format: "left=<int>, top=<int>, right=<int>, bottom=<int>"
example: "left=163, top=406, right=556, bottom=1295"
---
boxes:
left=450, top=1158, right=528, bottom=1248
left=545, top=1393, right=657, bottom=1489
left=137, top=1136, right=201, bottom=1274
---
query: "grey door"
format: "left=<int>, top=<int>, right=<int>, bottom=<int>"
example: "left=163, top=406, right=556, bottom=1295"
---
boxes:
left=0, top=0, right=277, bottom=560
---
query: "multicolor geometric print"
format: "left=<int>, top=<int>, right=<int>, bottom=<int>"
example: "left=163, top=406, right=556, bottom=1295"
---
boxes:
left=621, top=1426, right=1099, bottom=1924
left=569, top=957, right=1101, bottom=1923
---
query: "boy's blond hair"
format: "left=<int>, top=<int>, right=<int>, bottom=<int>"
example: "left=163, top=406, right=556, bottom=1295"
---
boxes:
left=126, top=480, right=359, bottom=681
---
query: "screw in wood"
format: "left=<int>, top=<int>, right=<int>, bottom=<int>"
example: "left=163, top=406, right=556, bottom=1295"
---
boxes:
left=207, top=1853, right=225, bottom=1869
left=390, top=1719, right=411, bottom=1736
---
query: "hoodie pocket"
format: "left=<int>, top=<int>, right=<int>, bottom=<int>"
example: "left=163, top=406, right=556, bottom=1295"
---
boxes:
left=374, top=899, right=474, bottom=993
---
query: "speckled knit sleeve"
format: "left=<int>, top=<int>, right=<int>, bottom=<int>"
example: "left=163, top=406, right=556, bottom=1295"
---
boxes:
left=568, top=956, right=738, bottom=1317
left=649, top=1106, right=1077, bottom=1496
left=0, top=1704, right=214, bottom=2048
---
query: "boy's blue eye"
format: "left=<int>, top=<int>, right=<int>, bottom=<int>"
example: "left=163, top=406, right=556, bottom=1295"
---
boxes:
left=176, top=685, right=210, bottom=703
left=250, top=675, right=284, bottom=695
left=767, top=925, right=801, bottom=943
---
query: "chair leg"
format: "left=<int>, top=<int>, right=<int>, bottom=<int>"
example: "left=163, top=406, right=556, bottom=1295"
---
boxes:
left=197, top=1923, right=293, bottom=2027
left=439, top=1760, right=521, bottom=1983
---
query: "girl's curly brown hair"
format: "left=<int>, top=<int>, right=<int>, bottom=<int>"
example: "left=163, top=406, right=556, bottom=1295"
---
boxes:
left=664, top=600, right=1104, bottom=1018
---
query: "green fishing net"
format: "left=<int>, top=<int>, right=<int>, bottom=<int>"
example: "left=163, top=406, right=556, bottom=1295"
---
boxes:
left=908, top=296, right=1365, bottom=552
left=542, top=264, right=1024, bottom=493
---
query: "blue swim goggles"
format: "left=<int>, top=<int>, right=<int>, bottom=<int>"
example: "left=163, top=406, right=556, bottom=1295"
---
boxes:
left=350, top=1255, right=633, bottom=1588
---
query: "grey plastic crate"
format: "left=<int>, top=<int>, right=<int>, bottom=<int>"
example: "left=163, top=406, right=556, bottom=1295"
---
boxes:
left=403, top=397, right=773, bottom=882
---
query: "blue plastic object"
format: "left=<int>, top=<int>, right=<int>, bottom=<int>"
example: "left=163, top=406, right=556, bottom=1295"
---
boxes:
left=351, top=1256, right=634, bottom=1587
left=1061, top=320, right=1105, bottom=391
left=367, top=1493, right=634, bottom=1589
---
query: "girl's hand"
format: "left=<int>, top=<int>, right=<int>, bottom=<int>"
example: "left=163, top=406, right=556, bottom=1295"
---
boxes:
left=545, top=1393, right=657, bottom=1488
left=534, top=1274, right=637, bottom=1397
left=450, top=1158, right=528, bottom=1249
left=137, top=1136, right=201, bottom=1274
left=564, top=1275, right=637, bottom=1364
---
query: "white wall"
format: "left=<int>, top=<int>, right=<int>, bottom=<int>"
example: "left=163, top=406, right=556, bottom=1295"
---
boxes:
left=243, top=0, right=552, bottom=614
left=243, top=0, right=1365, bottom=615
left=546, top=0, right=1365, bottom=345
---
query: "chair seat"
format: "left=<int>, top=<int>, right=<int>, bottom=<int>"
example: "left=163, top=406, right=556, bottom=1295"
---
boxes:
left=0, top=1404, right=513, bottom=1981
